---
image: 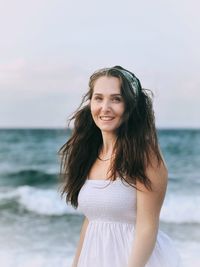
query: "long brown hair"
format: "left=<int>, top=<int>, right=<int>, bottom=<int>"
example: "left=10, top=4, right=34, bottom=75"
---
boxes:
left=58, top=65, right=163, bottom=209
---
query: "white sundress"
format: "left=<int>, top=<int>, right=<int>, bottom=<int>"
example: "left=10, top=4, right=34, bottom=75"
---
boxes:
left=77, top=177, right=181, bottom=267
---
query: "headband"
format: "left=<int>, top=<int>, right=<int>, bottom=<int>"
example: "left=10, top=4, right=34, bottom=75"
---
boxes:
left=112, top=68, right=140, bottom=97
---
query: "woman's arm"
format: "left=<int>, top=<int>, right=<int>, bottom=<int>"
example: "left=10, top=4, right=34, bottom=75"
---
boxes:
left=71, top=216, right=89, bottom=267
left=127, top=153, right=168, bottom=267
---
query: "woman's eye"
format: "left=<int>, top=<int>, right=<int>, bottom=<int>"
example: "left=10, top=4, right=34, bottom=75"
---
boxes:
left=93, top=96, right=122, bottom=102
left=112, top=97, right=121, bottom=102
left=94, top=97, right=102, bottom=101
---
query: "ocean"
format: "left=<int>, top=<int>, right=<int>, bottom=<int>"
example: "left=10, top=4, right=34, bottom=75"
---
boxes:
left=0, top=128, right=199, bottom=267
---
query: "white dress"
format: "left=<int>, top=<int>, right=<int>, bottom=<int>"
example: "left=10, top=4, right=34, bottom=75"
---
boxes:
left=77, top=177, right=181, bottom=267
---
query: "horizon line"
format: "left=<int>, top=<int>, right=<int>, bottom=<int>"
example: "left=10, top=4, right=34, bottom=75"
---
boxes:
left=0, top=127, right=199, bottom=130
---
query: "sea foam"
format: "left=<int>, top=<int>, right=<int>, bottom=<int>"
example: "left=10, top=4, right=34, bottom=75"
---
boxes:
left=0, top=186, right=200, bottom=223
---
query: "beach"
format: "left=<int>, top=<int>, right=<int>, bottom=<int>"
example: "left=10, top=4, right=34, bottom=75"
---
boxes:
left=0, top=128, right=199, bottom=267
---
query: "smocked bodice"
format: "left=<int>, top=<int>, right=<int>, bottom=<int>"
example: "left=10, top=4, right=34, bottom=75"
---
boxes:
left=78, top=178, right=137, bottom=224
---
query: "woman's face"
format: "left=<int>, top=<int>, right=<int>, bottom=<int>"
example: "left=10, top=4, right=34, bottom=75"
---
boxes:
left=90, top=76, right=125, bottom=134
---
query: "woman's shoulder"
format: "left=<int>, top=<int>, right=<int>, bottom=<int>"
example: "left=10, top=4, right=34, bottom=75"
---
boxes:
left=136, top=148, right=168, bottom=193
left=146, top=149, right=168, bottom=192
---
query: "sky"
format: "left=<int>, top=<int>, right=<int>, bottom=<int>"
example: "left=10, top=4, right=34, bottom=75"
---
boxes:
left=0, top=0, right=199, bottom=128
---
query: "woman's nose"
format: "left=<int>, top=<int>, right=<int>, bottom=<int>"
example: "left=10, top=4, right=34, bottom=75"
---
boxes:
left=101, top=100, right=111, bottom=111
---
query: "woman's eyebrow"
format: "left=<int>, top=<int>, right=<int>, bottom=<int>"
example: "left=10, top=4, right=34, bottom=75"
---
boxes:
left=93, top=93, right=122, bottom=96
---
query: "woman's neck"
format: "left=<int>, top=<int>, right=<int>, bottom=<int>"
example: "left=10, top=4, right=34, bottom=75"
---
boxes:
left=100, top=132, right=117, bottom=156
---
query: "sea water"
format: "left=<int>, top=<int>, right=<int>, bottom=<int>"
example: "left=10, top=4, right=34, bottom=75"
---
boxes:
left=0, top=128, right=199, bottom=267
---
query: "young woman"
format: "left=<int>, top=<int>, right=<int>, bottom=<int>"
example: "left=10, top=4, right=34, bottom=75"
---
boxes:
left=59, top=66, right=181, bottom=267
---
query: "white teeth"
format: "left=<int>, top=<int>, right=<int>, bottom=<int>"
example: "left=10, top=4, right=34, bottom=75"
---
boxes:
left=100, top=116, right=114, bottom=121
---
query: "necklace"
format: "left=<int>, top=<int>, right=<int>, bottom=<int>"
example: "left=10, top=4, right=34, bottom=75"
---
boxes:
left=97, top=155, right=111, bottom=161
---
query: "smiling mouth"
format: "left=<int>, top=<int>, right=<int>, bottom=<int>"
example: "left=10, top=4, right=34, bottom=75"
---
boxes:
left=99, top=116, right=115, bottom=121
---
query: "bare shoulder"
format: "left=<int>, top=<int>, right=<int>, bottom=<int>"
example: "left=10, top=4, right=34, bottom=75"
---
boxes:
left=136, top=147, right=168, bottom=194
left=135, top=147, right=168, bottom=224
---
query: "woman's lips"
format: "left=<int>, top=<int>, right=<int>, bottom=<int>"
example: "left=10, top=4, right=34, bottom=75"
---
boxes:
left=99, top=116, right=115, bottom=121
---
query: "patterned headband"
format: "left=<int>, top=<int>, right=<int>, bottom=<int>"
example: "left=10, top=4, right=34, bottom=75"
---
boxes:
left=111, top=68, right=140, bottom=97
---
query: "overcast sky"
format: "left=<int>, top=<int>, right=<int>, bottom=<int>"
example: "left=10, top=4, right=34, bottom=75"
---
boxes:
left=0, top=0, right=199, bottom=128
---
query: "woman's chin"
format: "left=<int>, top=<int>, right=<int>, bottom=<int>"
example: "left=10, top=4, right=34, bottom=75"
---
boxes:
left=99, top=127, right=117, bottom=133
